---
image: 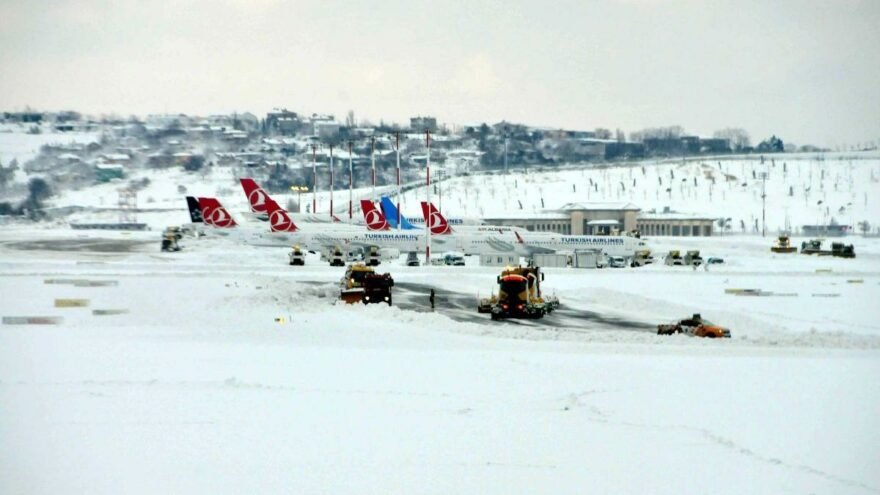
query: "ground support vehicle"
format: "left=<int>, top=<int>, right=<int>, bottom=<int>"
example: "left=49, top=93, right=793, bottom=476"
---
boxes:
left=364, top=246, right=382, bottom=266
left=664, top=250, right=684, bottom=266
left=631, top=250, right=654, bottom=267
left=684, top=250, right=703, bottom=266
left=161, top=230, right=181, bottom=252
left=289, top=245, right=305, bottom=265
left=483, top=266, right=558, bottom=321
left=771, top=235, right=797, bottom=253
left=325, top=247, right=346, bottom=266
left=340, top=263, right=394, bottom=305
left=831, top=242, right=855, bottom=258
left=657, top=314, right=731, bottom=338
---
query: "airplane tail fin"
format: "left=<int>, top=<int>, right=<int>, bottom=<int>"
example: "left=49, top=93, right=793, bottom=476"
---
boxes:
left=360, top=199, right=390, bottom=231
left=197, top=197, right=238, bottom=228
left=379, top=197, right=417, bottom=230
left=185, top=196, right=203, bottom=223
left=263, top=198, right=299, bottom=232
left=420, top=201, right=452, bottom=235
left=239, top=178, right=272, bottom=214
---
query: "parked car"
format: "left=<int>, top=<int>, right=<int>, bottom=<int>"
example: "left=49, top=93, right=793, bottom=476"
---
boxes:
left=707, top=257, right=725, bottom=264
left=608, top=256, right=627, bottom=268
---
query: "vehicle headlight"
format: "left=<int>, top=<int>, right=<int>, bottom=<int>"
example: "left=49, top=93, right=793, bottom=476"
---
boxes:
left=384, top=296, right=389, bottom=301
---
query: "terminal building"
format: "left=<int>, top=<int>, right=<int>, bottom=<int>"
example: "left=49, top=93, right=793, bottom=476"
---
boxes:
left=484, top=202, right=714, bottom=237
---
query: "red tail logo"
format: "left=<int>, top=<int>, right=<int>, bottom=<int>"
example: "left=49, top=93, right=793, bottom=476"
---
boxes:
left=264, top=199, right=298, bottom=232
left=240, top=178, right=270, bottom=214
left=420, top=201, right=451, bottom=235
left=361, top=200, right=389, bottom=231
left=197, top=197, right=237, bottom=228
left=514, top=231, right=525, bottom=244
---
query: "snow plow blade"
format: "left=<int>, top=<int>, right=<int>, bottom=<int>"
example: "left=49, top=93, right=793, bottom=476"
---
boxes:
left=340, top=288, right=366, bottom=304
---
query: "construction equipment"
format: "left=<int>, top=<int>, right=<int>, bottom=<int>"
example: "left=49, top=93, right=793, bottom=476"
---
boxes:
left=340, top=263, right=394, bottom=305
left=771, top=235, right=797, bottom=253
left=684, top=250, right=703, bottom=266
left=799, top=239, right=854, bottom=257
left=657, top=314, right=731, bottom=338
left=664, top=250, right=684, bottom=266
left=631, top=250, right=654, bottom=267
left=481, top=266, right=559, bottom=320
left=288, top=245, right=305, bottom=265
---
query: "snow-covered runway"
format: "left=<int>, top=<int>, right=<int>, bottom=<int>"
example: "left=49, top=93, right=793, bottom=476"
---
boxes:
left=1, top=229, right=879, bottom=494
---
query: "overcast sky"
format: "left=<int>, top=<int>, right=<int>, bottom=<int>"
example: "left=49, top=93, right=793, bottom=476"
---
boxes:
left=1, top=0, right=878, bottom=147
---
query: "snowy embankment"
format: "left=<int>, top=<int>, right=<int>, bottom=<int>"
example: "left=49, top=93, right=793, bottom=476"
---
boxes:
left=1, top=229, right=879, bottom=494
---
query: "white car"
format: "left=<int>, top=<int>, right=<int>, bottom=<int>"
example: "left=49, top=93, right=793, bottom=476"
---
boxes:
left=608, top=256, right=627, bottom=268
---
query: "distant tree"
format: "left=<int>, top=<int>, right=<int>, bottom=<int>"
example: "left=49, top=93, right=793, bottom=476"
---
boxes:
left=0, top=202, right=15, bottom=215
left=858, top=220, right=871, bottom=235
left=183, top=155, right=205, bottom=172
left=0, top=163, right=13, bottom=189
left=27, top=177, right=52, bottom=203
left=757, top=135, right=785, bottom=153
left=615, top=128, right=626, bottom=143
left=345, top=110, right=356, bottom=128
left=713, top=128, right=751, bottom=150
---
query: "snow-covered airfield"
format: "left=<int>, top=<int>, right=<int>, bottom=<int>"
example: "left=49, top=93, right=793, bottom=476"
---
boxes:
left=1, top=131, right=879, bottom=493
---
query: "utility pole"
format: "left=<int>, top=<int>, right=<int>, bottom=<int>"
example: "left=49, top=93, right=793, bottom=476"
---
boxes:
left=760, top=172, right=768, bottom=237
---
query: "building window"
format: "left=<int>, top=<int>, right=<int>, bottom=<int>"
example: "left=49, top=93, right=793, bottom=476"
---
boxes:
left=692, top=225, right=700, bottom=236
left=703, top=225, right=712, bottom=236
left=672, top=225, right=680, bottom=236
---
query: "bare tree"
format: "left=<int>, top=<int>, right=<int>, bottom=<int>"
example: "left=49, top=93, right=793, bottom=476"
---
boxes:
left=345, top=110, right=356, bottom=128
left=713, top=127, right=751, bottom=150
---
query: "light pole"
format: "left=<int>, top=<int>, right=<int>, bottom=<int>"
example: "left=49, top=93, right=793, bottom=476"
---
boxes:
left=425, top=129, right=431, bottom=265
left=329, top=144, right=334, bottom=220
left=370, top=136, right=376, bottom=199
left=311, top=144, right=318, bottom=214
left=290, top=185, right=309, bottom=213
left=394, top=132, right=401, bottom=230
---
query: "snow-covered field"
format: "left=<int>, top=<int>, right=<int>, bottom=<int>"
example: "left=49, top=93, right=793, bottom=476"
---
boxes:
left=1, top=228, right=879, bottom=494
left=3, top=131, right=880, bottom=493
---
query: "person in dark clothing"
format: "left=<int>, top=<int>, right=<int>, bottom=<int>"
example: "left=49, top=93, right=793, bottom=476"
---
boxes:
left=429, top=289, right=435, bottom=310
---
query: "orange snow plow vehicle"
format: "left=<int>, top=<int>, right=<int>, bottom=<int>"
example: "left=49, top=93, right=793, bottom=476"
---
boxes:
left=657, top=314, right=731, bottom=338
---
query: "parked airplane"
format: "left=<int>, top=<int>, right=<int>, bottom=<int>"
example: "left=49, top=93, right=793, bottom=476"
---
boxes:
left=418, top=202, right=517, bottom=235
left=418, top=201, right=647, bottom=258
left=240, top=177, right=346, bottom=224
left=378, top=197, right=419, bottom=230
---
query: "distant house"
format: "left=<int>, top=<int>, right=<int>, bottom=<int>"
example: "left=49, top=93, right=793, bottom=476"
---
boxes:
left=100, top=153, right=131, bottom=165
left=314, top=120, right=341, bottom=139
left=95, top=164, right=124, bottom=182
left=699, top=138, right=731, bottom=153
left=604, top=142, right=645, bottom=160
left=410, top=116, right=438, bottom=133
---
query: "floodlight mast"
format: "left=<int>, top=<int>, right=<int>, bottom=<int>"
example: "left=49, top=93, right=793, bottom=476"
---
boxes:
left=425, top=129, right=431, bottom=265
